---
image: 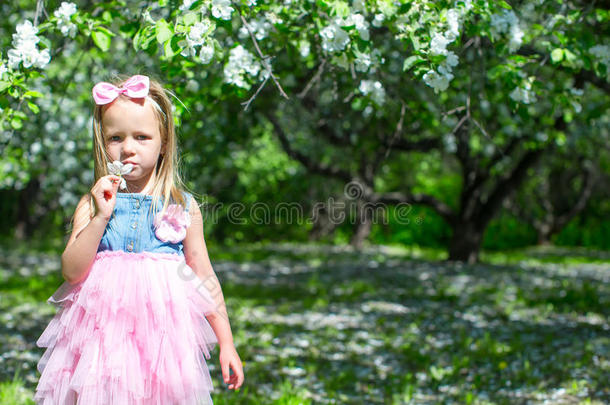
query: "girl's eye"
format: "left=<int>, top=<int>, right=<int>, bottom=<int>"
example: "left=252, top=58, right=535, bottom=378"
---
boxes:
left=109, top=136, right=121, bottom=141
left=137, top=135, right=148, bottom=140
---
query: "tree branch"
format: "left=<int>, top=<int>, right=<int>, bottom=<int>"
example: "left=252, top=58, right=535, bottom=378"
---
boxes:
left=265, top=112, right=352, bottom=183
left=376, top=191, right=456, bottom=224
left=477, top=147, right=545, bottom=228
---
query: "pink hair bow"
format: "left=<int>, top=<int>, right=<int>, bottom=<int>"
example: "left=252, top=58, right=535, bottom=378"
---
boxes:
left=92, top=75, right=150, bottom=105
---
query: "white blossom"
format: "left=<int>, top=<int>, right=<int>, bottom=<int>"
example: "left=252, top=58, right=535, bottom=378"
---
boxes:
left=238, top=17, right=272, bottom=41
left=179, top=0, right=196, bottom=11
left=188, top=21, right=210, bottom=45
left=348, top=14, right=370, bottom=41
left=199, top=42, right=214, bottom=64
left=508, top=24, right=524, bottom=52
left=54, top=2, right=78, bottom=38
left=7, top=21, right=51, bottom=70
left=179, top=20, right=213, bottom=59
left=430, top=32, right=450, bottom=56
left=490, top=10, right=524, bottom=52
left=265, top=12, right=283, bottom=24
left=0, top=63, right=7, bottom=78
left=320, top=22, right=350, bottom=53
left=509, top=78, right=536, bottom=104
left=372, top=13, right=384, bottom=27
left=107, top=161, right=133, bottom=189
left=359, top=80, right=386, bottom=105
left=354, top=50, right=372, bottom=72
left=445, top=9, right=460, bottom=41
left=211, top=0, right=233, bottom=20
left=223, top=45, right=262, bottom=88
left=353, top=0, right=366, bottom=13
left=298, top=40, right=310, bottom=58
left=423, top=69, right=453, bottom=93
left=185, top=79, right=200, bottom=92
left=444, top=50, right=459, bottom=68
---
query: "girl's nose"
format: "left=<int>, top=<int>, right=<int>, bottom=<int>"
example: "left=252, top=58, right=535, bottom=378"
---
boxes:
left=122, top=136, right=136, bottom=155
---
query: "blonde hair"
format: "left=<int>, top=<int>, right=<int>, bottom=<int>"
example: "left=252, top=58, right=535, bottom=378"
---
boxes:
left=86, top=74, right=190, bottom=221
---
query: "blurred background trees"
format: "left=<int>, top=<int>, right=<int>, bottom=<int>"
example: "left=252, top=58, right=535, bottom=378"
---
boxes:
left=1, top=0, right=609, bottom=262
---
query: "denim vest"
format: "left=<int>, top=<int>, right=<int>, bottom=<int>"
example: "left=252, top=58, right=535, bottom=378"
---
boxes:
left=97, top=191, right=192, bottom=256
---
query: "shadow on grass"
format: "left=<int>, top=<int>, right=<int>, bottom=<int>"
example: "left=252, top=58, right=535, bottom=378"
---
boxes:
left=0, top=242, right=608, bottom=404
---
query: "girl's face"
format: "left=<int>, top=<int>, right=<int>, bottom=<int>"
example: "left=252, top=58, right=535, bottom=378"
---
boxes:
left=102, top=97, right=165, bottom=191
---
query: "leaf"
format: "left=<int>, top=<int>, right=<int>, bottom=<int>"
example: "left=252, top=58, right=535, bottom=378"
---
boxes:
left=499, top=1, right=512, bottom=9
left=156, top=19, right=173, bottom=44
left=27, top=101, right=40, bottom=114
left=24, top=90, right=44, bottom=98
left=403, top=55, right=422, bottom=71
left=183, top=12, right=198, bottom=26
left=92, top=29, right=112, bottom=51
left=10, top=117, right=22, bottom=130
left=0, top=81, right=10, bottom=93
left=163, top=39, right=175, bottom=58
left=550, top=48, right=564, bottom=64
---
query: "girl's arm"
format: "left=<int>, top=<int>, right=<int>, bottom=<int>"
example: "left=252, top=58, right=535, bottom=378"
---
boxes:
left=62, top=175, right=120, bottom=284
left=61, top=195, right=108, bottom=284
left=183, top=197, right=236, bottom=350
left=183, top=197, right=244, bottom=390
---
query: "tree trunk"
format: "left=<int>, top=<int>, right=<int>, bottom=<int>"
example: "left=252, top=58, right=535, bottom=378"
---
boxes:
left=14, top=177, right=41, bottom=240
left=350, top=200, right=373, bottom=248
left=447, top=221, right=484, bottom=264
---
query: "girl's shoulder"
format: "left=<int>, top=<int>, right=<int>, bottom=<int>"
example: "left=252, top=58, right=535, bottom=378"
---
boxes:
left=173, top=189, right=195, bottom=212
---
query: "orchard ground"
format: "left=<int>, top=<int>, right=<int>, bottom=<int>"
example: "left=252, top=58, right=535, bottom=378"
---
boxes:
left=0, top=242, right=608, bottom=404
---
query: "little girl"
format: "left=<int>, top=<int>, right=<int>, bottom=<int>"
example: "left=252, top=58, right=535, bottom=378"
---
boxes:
left=34, top=74, right=244, bottom=404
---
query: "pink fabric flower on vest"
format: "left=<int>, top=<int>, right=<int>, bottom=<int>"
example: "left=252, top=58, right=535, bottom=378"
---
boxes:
left=153, top=204, right=191, bottom=243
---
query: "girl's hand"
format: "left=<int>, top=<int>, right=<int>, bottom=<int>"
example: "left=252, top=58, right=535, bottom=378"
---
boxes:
left=90, top=174, right=121, bottom=220
left=219, top=344, right=244, bottom=390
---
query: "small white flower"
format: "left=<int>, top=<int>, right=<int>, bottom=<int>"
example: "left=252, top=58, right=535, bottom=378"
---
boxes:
left=354, top=51, right=372, bottom=72
left=211, top=0, right=233, bottom=20
left=358, top=80, right=386, bottom=105
left=372, top=13, right=384, bottom=27
left=8, top=20, right=52, bottom=69
left=54, top=2, right=77, bottom=19
left=185, top=79, right=200, bottom=92
left=223, top=45, right=262, bottom=88
left=179, top=0, right=196, bottom=11
left=320, top=23, right=350, bottom=53
left=199, top=42, right=214, bottom=64
left=445, top=9, right=460, bottom=40
left=298, top=40, right=310, bottom=58
left=187, top=21, right=210, bottom=46
left=423, top=69, right=453, bottom=93
left=106, top=160, right=133, bottom=190
left=430, top=32, right=450, bottom=56
left=238, top=17, right=272, bottom=41
left=54, top=2, right=78, bottom=38
left=508, top=24, right=524, bottom=52
left=350, top=14, right=370, bottom=41
left=509, top=79, right=536, bottom=104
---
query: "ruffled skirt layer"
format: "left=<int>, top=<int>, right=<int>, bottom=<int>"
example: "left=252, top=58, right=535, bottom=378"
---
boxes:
left=34, top=250, right=218, bottom=405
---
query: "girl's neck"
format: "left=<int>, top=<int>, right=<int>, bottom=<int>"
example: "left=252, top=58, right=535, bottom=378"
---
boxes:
left=121, top=171, right=157, bottom=195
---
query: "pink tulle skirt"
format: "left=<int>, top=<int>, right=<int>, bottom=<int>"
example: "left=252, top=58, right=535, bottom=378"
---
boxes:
left=34, top=250, right=218, bottom=405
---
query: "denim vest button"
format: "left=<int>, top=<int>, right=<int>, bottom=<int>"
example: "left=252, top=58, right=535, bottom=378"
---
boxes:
left=134, top=201, right=141, bottom=209
left=131, top=222, right=137, bottom=229
left=127, top=241, right=134, bottom=252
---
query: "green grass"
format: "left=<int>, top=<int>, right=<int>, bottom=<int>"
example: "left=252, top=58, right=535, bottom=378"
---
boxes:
left=1, top=242, right=608, bottom=404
